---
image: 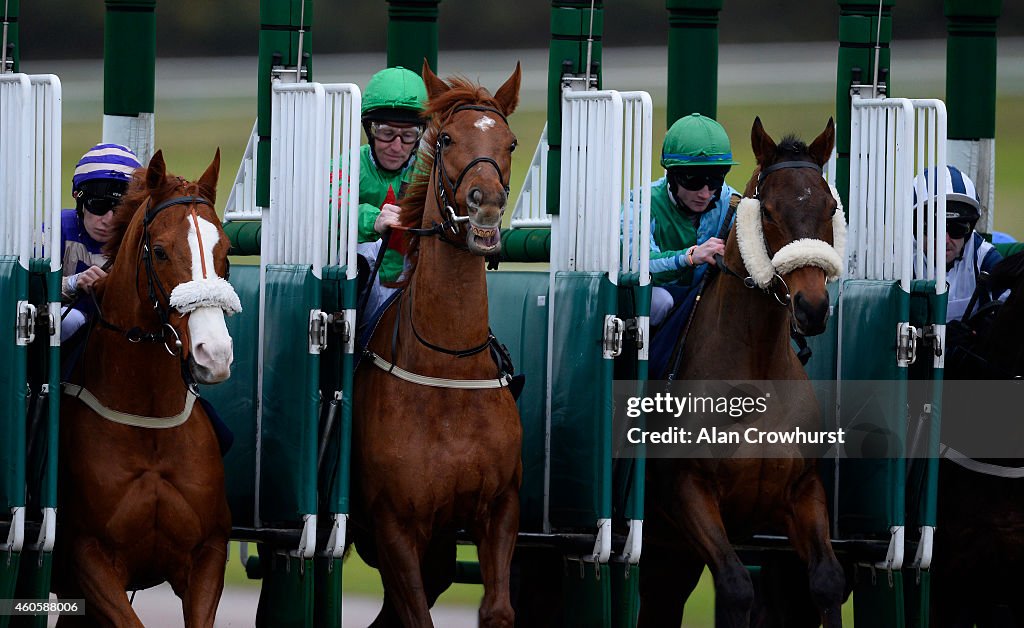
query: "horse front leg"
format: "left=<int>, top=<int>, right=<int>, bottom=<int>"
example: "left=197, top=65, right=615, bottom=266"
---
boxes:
left=68, top=536, right=146, bottom=628
left=667, top=477, right=754, bottom=628
left=473, top=485, right=519, bottom=628
left=176, top=533, right=229, bottom=627
left=637, top=529, right=703, bottom=627
left=372, top=514, right=433, bottom=628
left=785, top=469, right=845, bottom=628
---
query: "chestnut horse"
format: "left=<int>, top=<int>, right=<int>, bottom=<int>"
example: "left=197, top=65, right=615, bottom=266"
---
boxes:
left=638, top=119, right=846, bottom=627
left=351, top=62, right=523, bottom=627
left=932, top=251, right=1024, bottom=626
left=55, top=151, right=238, bottom=627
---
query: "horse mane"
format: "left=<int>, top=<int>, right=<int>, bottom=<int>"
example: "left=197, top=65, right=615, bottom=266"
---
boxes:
left=391, top=77, right=505, bottom=287
left=776, top=135, right=810, bottom=160
left=102, top=170, right=198, bottom=262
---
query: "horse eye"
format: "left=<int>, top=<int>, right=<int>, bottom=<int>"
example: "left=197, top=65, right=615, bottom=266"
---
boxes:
left=510, top=140, right=518, bottom=153
left=153, top=246, right=169, bottom=261
left=440, top=133, right=452, bottom=147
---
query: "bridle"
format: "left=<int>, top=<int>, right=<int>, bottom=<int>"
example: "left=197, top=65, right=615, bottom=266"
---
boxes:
left=96, top=194, right=213, bottom=355
left=399, top=104, right=512, bottom=246
left=716, top=159, right=845, bottom=307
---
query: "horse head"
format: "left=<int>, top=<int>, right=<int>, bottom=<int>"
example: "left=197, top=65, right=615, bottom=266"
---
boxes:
left=735, top=117, right=843, bottom=336
left=411, top=60, right=521, bottom=256
left=102, top=150, right=239, bottom=384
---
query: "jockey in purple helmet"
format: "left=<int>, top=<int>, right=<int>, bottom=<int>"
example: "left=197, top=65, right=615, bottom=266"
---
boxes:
left=61, top=143, right=142, bottom=341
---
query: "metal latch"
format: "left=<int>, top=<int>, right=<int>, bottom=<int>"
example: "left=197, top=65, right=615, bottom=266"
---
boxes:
left=896, top=322, right=919, bottom=367
left=602, top=315, right=624, bottom=359
left=327, top=310, right=356, bottom=354
left=921, top=323, right=945, bottom=369
left=16, top=301, right=36, bottom=345
left=308, top=309, right=328, bottom=354
left=624, top=317, right=645, bottom=351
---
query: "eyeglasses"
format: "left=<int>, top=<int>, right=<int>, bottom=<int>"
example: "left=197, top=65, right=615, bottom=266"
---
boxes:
left=947, top=221, right=972, bottom=239
left=676, top=172, right=726, bottom=192
left=81, top=196, right=120, bottom=216
left=370, top=122, right=424, bottom=145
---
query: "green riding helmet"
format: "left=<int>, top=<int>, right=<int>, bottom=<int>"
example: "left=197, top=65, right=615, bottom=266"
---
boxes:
left=361, top=66, right=428, bottom=125
left=661, top=113, right=739, bottom=169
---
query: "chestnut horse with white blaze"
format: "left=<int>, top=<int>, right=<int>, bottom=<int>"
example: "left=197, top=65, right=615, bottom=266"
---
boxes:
left=352, top=62, right=523, bottom=627
left=55, top=150, right=238, bottom=627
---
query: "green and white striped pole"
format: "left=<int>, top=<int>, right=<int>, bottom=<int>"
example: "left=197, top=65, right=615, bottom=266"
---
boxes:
left=257, top=0, right=313, bottom=208
left=102, top=0, right=156, bottom=163
left=547, top=0, right=603, bottom=215
left=945, top=0, right=1001, bottom=232
left=835, top=0, right=894, bottom=208
left=386, top=0, right=439, bottom=74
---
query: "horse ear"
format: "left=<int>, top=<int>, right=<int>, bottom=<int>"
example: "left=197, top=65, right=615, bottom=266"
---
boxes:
left=421, top=59, right=449, bottom=101
left=197, top=148, right=220, bottom=203
left=807, top=117, right=836, bottom=167
left=750, top=117, right=777, bottom=166
left=492, top=62, right=522, bottom=117
left=146, top=150, right=166, bottom=191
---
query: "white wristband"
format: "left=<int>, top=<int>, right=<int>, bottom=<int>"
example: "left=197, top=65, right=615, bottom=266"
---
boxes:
left=66, top=273, right=79, bottom=293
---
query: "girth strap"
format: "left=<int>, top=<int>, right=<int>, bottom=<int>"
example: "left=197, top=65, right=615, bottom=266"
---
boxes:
left=62, top=383, right=197, bottom=429
left=939, top=444, right=1024, bottom=479
left=364, top=350, right=513, bottom=390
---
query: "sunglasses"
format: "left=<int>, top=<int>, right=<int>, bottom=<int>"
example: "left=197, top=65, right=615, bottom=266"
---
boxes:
left=370, top=122, right=424, bottom=145
left=947, top=221, right=972, bottom=239
left=676, top=172, right=726, bottom=192
left=81, top=196, right=120, bottom=216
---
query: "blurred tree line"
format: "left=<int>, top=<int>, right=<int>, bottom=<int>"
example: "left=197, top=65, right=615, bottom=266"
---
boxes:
left=17, top=0, right=1024, bottom=60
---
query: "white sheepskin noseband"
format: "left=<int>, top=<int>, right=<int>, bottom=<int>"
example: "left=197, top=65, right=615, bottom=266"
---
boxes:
left=735, top=182, right=846, bottom=289
left=170, top=276, right=242, bottom=315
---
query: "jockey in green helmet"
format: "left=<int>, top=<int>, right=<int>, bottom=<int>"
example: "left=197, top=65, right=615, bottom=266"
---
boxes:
left=644, top=113, right=742, bottom=376
left=357, top=67, right=428, bottom=316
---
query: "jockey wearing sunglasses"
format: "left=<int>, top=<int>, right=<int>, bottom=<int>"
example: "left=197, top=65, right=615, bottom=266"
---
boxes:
left=638, top=113, right=743, bottom=376
left=60, top=143, right=141, bottom=341
left=914, top=165, right=1007, bottom=323
left=354, top=66, right=428, bottom=317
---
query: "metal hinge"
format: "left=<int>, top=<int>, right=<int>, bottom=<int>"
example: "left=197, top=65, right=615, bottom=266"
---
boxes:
left=602, top=315, right=624, bottom=359
left=921, top=323, right=945, bottom=369
left=308, top=309, right=328, bottom=354
left=327, top=309, right=356, bottom=354
left=16, top=301, right=37, bottom=345
left=623, top=317, right=644, bottom=350
left=896, top=322, right=919, bottom=367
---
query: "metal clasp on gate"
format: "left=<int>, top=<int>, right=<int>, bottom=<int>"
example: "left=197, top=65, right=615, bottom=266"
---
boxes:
left=308, top=309, right=328, bottom=354
left=921, top=323, right=945, bottom=369
left=16, top=301, right=36, bottom=345
left=896, top=322, right=919, bottom=367
left=603, top=315, right=624, bottom=359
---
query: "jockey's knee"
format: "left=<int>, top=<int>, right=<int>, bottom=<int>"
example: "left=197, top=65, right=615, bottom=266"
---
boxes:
left=651, top=287, right=675, bottom=327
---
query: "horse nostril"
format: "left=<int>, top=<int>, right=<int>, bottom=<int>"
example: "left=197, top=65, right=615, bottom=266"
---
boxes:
left=469, top=188, right=483, bottom=208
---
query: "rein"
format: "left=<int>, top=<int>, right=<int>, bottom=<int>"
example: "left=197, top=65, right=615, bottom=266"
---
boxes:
left=69, top=193, right=241, bottom=427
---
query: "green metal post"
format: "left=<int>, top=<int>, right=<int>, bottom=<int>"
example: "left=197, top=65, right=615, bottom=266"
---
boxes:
left=835, top=0, right=894, bottom=208
left=386, top=0, right=440, bottom=74
left=103, top=0, right=156, bottom=162
left=1, top=0, right=19, bottom=72
left=257, top=0, right=314, bottom=208
left=547, top=0, right=604, bottom=215
left=945, top=0, right=1001, bottom=232
left=665, top=0, right=722, bottom=126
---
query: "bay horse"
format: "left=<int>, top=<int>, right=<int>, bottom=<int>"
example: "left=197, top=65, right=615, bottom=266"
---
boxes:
left=638, top=118, right=847, bottom=627
left=931, top=250, right=1024, bottom=626
left=54, top=150, right=239, bottom=627
left=351, top=61, right=523, bottom=627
